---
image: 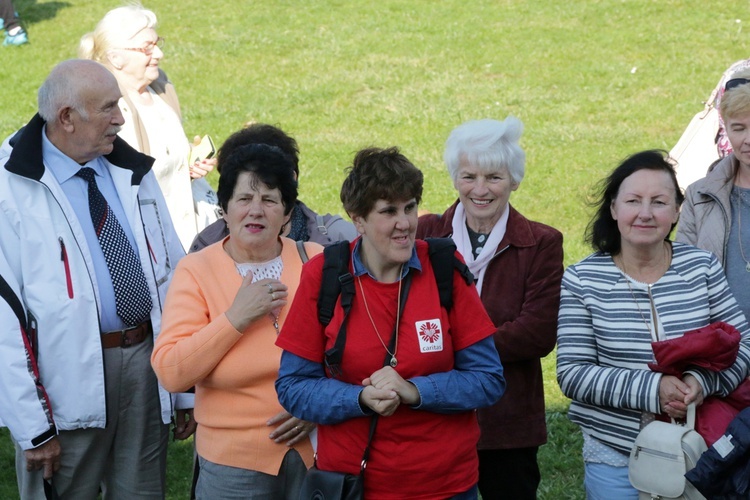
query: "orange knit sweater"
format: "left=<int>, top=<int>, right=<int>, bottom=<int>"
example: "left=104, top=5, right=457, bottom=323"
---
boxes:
left=152, top=237, right=321, bottom=474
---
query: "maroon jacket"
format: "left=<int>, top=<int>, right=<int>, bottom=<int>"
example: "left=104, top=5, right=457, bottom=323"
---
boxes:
left=417, top=201, right=563, bottom=449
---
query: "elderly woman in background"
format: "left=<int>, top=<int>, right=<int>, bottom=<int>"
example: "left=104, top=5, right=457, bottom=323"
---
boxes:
left=557, top=150, right=750, bottom=499
left=678, top=69, right=750, bottom=325
left=79, top=5, right=218, bottom=251
left=189, top=123, right=357, bottom=252
left=275, top=147, right=505, bottom=499
left=151, top=143, right=321, bottom=498
left=416, top=117, right=563, bottom=499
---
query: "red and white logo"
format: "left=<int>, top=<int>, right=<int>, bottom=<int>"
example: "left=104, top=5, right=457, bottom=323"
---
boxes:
left=416, top=319, right=443, bottom=352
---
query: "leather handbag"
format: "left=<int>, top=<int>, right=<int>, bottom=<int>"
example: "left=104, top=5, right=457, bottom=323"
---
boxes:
left=298, top=465, right=364, bottom=500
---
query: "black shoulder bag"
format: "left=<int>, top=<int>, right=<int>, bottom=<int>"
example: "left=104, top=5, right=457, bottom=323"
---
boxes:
left=298, top=271, right=412, bottom=500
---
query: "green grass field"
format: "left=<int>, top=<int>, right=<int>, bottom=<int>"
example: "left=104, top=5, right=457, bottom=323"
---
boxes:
left=1, top=0, right=747, bottom=497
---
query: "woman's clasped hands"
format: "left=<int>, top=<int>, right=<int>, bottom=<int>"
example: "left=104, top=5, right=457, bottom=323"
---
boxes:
left=359, top=366, right=421, bottom=416
left=659, top=373, right=704, bottom=420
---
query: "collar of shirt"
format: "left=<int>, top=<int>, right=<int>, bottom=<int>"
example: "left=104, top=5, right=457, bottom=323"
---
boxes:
left=42, top=125, right=108, bottom=186
left=351, top=238, right=422, bottom=280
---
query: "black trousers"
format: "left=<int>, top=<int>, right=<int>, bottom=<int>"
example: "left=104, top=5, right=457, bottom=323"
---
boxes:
left=477, top=447, right=540, bottom=500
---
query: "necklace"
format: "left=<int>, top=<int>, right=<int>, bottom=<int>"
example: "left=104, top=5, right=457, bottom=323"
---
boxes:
left=357, top=265, right=403, bottom=367
left=616, top=242, right=671, bottom=341
left=734, top=189, right=750, bottom=272
left=624, top=277, right=658, bottom=341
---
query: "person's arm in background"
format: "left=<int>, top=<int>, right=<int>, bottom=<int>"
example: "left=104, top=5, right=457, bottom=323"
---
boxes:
left=675, top=185, right=698, bottom=245
left=491, top=228, right=563, bottom=363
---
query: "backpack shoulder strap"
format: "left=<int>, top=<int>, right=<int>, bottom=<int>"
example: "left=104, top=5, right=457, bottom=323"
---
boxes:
left=295, top=239, right=309, bottom=264
left=424, top=238, right=474, bottom=312
left=317, top=240, right=354, bottom=376
left=317, top=240, right=351, bottom=326
left=315, top=214, right=329, bottom=236
left=0, top=274, right=26, bottom=330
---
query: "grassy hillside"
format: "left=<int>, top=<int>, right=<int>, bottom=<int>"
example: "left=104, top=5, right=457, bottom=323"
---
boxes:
left=1, top=0, right=746, bottom=497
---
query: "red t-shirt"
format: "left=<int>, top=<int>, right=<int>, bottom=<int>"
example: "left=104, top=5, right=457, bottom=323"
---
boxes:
left=277, top=240, right=496, bottom=499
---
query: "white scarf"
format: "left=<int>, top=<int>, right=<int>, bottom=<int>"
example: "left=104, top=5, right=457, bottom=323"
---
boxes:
left=450, top=202, right=509, bottom=296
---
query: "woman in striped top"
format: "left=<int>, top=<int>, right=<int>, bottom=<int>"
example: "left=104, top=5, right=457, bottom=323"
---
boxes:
left=556, top=150, right=750, bottom=499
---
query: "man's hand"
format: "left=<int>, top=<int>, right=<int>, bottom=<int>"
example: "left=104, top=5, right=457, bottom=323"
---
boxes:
left=173, top=409, right=197, bottom=440
left=25, top=437, right=61, bottom=480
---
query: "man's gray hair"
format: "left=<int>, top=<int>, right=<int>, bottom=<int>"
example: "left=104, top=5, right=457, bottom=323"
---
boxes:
left=37, top=60, right=93, bottom=122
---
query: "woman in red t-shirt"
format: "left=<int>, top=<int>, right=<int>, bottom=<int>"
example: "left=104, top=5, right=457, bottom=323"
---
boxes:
left=276, top=146, right=505, bottom=499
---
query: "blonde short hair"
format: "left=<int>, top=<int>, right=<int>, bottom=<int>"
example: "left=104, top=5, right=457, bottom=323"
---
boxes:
left=78, top=4, right=158, bottom=66
left=721, top=68, right=750, bottom=120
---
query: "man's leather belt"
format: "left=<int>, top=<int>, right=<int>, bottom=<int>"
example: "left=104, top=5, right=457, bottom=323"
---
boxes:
left=101, top=321, right=151, bottom=349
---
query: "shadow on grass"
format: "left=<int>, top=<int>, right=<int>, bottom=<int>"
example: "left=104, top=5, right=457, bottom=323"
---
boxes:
left=15, top=0, right=71, bottom=27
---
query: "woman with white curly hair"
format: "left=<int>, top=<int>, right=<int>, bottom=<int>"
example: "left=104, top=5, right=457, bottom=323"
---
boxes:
left=417, top=117, right=564, bottom=499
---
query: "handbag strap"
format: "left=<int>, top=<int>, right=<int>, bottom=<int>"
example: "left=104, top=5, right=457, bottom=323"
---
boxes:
left=358, top=270, right=413, bottom=472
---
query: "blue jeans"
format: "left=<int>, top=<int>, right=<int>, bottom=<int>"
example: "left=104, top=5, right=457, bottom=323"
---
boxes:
left=584, top=462, right=638, bottom=500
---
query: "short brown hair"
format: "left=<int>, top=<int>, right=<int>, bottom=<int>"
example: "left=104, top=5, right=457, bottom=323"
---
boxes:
left=340, top=147, right=423, bottom=219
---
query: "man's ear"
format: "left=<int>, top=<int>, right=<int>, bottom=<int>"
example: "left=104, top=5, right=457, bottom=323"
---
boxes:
left=58, top=107, right=76, bottom=133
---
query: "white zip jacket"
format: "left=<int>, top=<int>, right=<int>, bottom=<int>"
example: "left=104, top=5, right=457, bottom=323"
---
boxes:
left=0, top=114, right=186, bottom=450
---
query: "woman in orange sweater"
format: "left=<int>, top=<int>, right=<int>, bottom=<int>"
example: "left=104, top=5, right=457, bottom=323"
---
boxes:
left=152, top=142, right=322, bottom=498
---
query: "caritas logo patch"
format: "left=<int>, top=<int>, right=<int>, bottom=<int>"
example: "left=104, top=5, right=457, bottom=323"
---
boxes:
left=416, top=319, right=444, bottom=353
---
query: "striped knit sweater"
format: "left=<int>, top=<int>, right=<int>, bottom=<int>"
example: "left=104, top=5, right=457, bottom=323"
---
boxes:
left=556, top=242, right=750, bottom=454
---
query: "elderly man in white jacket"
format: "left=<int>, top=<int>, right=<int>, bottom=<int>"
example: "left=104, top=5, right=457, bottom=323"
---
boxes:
left=0, top=59, right=188, bottom=499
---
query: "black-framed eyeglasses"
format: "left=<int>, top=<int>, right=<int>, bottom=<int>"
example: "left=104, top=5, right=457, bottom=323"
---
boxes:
left=119, top=37, right=165, bottom=56
left=725, top=78, right=750, bottom=92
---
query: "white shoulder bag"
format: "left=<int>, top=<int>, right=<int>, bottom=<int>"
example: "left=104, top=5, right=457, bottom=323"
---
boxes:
left=628, top=403, right=707, bottom=499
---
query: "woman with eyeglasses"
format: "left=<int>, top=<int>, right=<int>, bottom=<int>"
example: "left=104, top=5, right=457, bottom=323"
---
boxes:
left=79, top=5, right=219, bottom=252
left=677, top=69, right=750, bottom=325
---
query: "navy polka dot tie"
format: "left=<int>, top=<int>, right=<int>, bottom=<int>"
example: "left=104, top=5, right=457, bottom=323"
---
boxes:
left=77, top=167, right=152, bottom=326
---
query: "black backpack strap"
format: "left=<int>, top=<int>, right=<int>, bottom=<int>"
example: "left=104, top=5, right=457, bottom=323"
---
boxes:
left=317, top=240, right=351, bottom=326
left=424, top=238, right=473, bottom=312
left=0, top=274, right=26, bottom=330
left=317, top=240, right=354, bottom=376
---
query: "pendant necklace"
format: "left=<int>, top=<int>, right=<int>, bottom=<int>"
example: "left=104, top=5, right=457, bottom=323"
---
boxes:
left=357, top=265, right=403, bottom=368
left=624, top=276, right=658, bottom=341
left=617, top=243, right=671, bottom=341
left=734, top=189, right=750, bottom=272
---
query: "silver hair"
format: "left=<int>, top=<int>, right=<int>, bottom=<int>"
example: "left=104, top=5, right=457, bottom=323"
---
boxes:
left=443, top=117, right=525, bottom=185
left=37, top=60, right=95, bottom=121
